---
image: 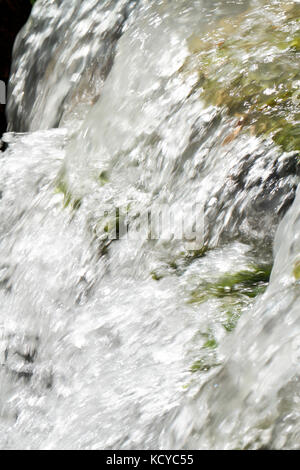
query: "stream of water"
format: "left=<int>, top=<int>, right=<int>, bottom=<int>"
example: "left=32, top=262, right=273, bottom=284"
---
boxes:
left=0, top=0, right=299, bottom=449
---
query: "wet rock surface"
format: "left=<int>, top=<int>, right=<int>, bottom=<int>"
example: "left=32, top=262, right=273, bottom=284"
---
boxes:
left=0, top=0, right=32, bottom=137
left=6, top=0, right=140, bottom=132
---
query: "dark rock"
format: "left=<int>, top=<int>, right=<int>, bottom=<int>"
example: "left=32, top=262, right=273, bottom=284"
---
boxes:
left=0, top=0, right=32, bottom=137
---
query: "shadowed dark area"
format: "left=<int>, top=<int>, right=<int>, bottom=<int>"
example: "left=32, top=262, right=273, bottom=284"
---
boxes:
left=0, top=0, right=32, bottom=137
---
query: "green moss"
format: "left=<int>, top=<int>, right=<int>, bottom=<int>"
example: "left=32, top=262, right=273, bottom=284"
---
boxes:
left=182, top=383, right=191, bottom=390
left=222, top=298, right=245, bottom=332
left=289, top=36, right=300, bottom=52
left=203, top=337, right=218, bottom=349
left=293, top=259, right=300, bottom=280
left=98, top=171, right=109, bottom=186
left=189, top=264, right=271, bottom=373
left=181, top=246, right=209, bottom=263
left=173, top=246, right=210, bottom=273
left=151, top=271, right=164, bottom=281
left=189, top=331, right=220, bottom=373
left=190, top=359, right=219, bottom=373
left=188, top=264, right=272, bottom=305
left=150, top=245, right=209, bottom=281
left=187, top=264, right=271, bottom=336
left=183, top=1, right=300, bottom=158
left=55, top=178, right=81, bottom=211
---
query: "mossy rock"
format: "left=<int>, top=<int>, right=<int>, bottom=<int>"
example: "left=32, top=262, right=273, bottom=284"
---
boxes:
left=189, top=330, right=220, bottom=374
left=182, top=0, right=300, bottom=158
left=190, top=359, right=220, bottom=373
left=55, top=177, right=81, bottom=211
left=150, top=245, right=210, bottom=281
left=221, top=297, right=246, bottom=332
left=293, top=259, right=300, bottom=280
left=98, top=171, right=109, bottom=186
left=188, top=264, right=272, bottom=305
left=203, top=337, right=217, bottom=349
left=189, top=264, right=271, bottom=373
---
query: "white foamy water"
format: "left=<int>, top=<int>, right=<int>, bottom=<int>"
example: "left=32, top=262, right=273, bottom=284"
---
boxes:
left=0, top=0, right=299, bottom=449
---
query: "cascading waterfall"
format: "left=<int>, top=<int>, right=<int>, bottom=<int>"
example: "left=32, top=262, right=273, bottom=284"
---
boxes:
left=0, top=0, right=299, bottom=449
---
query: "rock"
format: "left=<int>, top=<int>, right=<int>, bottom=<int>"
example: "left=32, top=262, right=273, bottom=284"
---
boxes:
left=0, top=0, right=32, bottom=137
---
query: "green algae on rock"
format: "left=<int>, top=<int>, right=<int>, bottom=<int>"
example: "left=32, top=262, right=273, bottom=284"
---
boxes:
left=55, top=177, right=82, bottom=211
left=188, top=265, right=271, bottom=373
left=293, top=259, right=300, bottom=280
left=190, top=359, right=220, bottom=373
left=188, top=264, right=272, bottom=305
left=190, top=331, right=220, bottom=374
left=188, top=264, right=271, bottom=335
left=182, top=0, right=300, bottom=158
left=151, top=245, right=210, bottom=281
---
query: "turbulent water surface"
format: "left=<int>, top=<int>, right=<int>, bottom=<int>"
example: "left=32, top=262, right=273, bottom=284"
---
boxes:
left=0, top=0, right=300, bottom=449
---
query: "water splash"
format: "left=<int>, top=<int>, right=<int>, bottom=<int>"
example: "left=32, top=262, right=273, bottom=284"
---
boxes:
left=0, top=0, right=299, bottom=449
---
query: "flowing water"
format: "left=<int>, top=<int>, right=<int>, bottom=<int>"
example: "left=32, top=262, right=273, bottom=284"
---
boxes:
left=0, top=0, right=299, bottom=449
